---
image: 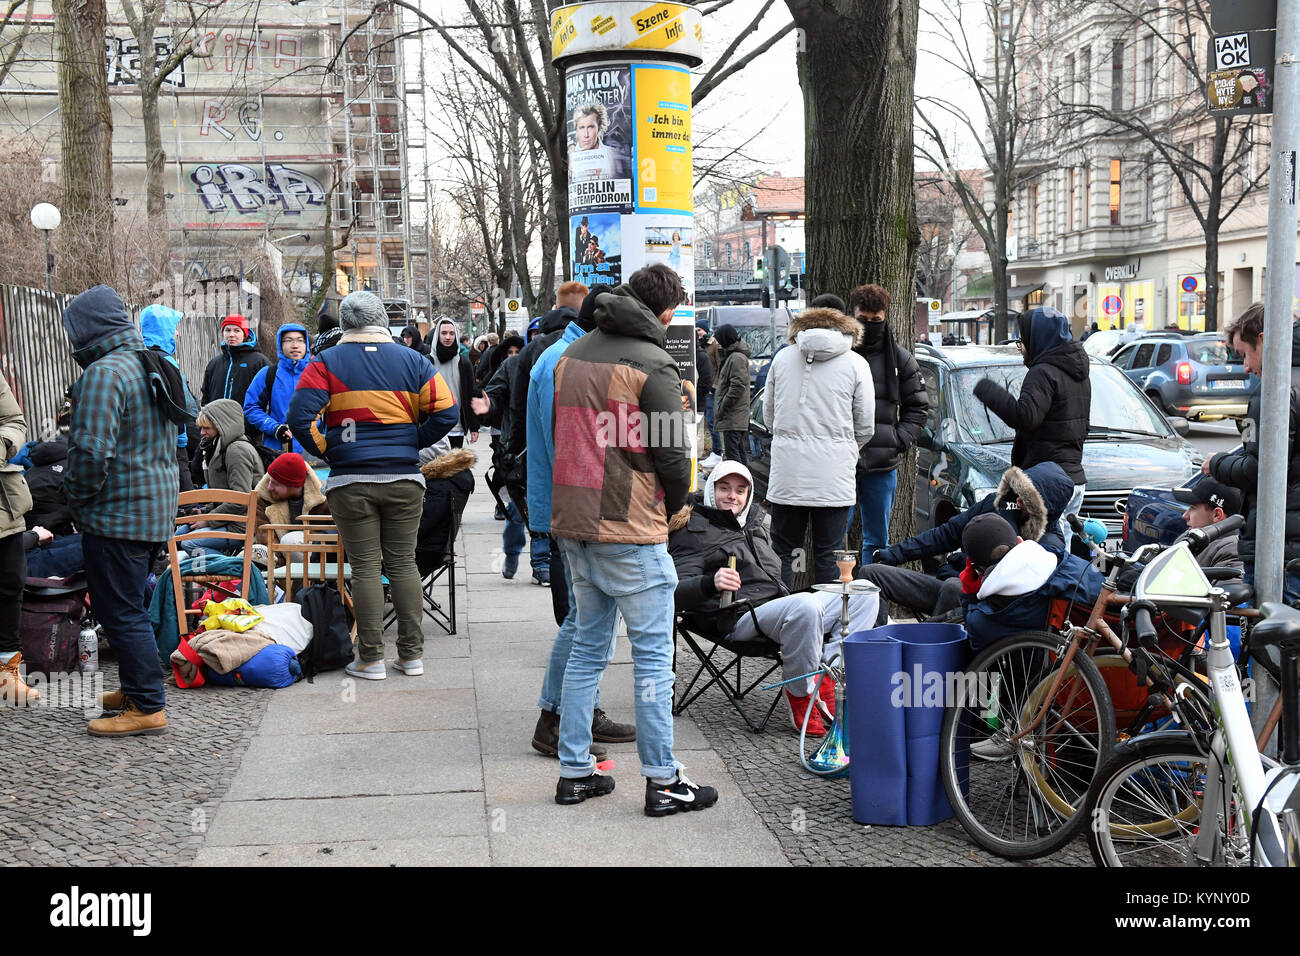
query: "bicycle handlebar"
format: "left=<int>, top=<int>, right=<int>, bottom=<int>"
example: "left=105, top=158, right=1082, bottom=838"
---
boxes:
left=1176, top=513, right=1245, bottom=553
left=1130, top=601, right=1158, bottom=646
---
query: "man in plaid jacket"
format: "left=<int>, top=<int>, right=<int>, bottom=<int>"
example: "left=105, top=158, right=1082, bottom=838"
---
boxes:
left=63, top=285, right=198, bottom=737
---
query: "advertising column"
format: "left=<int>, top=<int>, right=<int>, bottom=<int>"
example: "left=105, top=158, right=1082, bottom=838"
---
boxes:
left=553, top=2, right=703, bottom=464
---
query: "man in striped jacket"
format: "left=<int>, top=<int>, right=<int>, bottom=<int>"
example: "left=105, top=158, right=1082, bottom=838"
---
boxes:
left=288, top=292, right=458, bottom=679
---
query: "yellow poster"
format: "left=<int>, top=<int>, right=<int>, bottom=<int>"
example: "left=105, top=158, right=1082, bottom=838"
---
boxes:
left=633, top=63, right=692, bottom=213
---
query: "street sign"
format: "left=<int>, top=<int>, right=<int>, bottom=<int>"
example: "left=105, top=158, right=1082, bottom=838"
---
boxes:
left=1181, top=275, right=1198, bottom=293
left=1211, top=0, right=1275, bottom=33
left=1207, top=31, right=1275, bottom=115
left=507, top=299, right=520, bottom=312
left=1102, top=294, right=1123, bottom=316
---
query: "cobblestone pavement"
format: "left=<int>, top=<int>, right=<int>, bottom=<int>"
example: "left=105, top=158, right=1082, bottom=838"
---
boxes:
left=0, top=653, right=269, bottom=866
left=679, top=646, right=1092, bottom=867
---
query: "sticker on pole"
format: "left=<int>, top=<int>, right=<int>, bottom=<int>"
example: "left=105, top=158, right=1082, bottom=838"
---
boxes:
left=1214, top=33, right=1251, bottom=69
left=1102, top=295, right=1123, bottom=316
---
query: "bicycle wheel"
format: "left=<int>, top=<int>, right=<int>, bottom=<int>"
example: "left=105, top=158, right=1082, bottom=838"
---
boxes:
left=940, top=631, right=1116, bottom=859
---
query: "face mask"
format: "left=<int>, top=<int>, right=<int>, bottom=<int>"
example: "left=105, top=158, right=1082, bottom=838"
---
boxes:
left=862, top=322, right=887, bottom=350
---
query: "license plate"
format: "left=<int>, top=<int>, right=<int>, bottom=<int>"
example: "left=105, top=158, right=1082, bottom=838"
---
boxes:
left=1210, top=379, right=1240, bottom=390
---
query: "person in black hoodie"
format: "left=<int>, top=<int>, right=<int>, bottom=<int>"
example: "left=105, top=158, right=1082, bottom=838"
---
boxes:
left=973, top=305, right=1091, bottom=542
left=200, top=314, right=269, bottom=407
left=401, top=325, right=431, bottom=355
left=849, top=284, right=929, bottom=565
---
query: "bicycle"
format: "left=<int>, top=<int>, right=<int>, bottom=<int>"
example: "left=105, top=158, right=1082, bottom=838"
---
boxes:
left=1086, top=548, right=1300, bottom=867
left=937, top=515, right=1244, bottom=859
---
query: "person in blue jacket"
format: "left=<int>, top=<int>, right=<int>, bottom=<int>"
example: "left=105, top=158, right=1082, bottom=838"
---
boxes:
left=139, top=304, right=198, bottom=491
left=243, top=323, right=310, bottom=455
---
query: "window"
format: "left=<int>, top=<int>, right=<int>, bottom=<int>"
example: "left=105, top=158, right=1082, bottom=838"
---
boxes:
left=1133, top=342, right=1156, bottom=369
left=1028, top=184, right=1039, bottom=238
left=724, top=241, right=732, bottom=266
left=1082, top=163, right=1091, bottom=227
left=999, top=8, right=1012, bottom=42
left=1111, top=345, right=1135, bottom=369
left=743, top=240, right=751, bottom=262
left=1110, top=158, right=1123, bottom=225
left=1111, top=39, right=1125, bottom=110
left=1185, top=40, right=1197, bottom=96
left=1143, top=35, right=1156, bottom=100
left=1080, top=46, right=1090, bottom=103
left=1064, top=54, right=1075, bottom=106
left=1144, top=161, right=1155, bottom=221
left=1066, top=168, right=1076, bottom=231
left=1155, top=344, right=1174, bottom=367
left=918, top=364, right=941, bottom=431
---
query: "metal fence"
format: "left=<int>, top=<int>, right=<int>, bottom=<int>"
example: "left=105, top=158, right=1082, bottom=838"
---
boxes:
left=0, top=283, right=224, bottom=441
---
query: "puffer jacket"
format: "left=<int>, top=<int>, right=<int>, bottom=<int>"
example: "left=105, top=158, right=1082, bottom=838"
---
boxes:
left=854, top=323, right=929, bottom=474
left=243, top=324, right=310, bottom=454
left=509, top=305, right=577, bottom=455
left=417, top=447, right=476, bottom=575
left=1209, top=321, right=1300, bottom=569
left=550, top=286, right=690, bottom=544
left=762, top=308, right=874, bottom=507
left=0, top=375, right=33, bottom=539
left=973, top=307, right=1091, bottom=485
left=200, top=335, right=268, bottom=407
left=526, top=320, right=587, bottom=534
left=713, top=336, right=753, bottom=432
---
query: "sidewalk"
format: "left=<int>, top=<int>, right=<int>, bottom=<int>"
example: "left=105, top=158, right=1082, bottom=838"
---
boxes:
left=194, top=457, right=789, bottom=866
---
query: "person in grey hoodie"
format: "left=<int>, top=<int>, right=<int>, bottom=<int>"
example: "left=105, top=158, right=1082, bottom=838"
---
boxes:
left=181, top=398, right=264, bottom=555
left=763, top=307, right=874, bottom=587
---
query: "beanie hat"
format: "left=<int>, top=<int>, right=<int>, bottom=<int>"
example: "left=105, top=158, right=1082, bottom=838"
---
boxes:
left=268, top=452, right=308, bottom=489
left=578, top=284, right=614, bottom=332
left=962, top=513, right=1020, bottom=572
left=221, top=314, right=250, bottom=338
left=339, top=291, right=387, bottom=330
left=714, top=324, right=739, bottom=349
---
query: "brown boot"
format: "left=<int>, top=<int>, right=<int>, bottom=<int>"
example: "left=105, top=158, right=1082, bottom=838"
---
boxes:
left=530, top=709, right=607, bottom=760
left=0, top=652, right=40, bottom=706
left=88, top=702, right=167, bottom=737
left=98, top=689, right=127, bottom=711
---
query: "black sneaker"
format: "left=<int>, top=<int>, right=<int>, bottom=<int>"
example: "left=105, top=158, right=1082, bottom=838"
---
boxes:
left=645, top=771, right=718, bottom=817
left=555, top=771, right=615, bottom=805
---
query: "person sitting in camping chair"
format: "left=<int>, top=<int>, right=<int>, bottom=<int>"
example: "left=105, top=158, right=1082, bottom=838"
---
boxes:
left=668, top=461, right=879, bottom=737
left=417, top=441, right=476, bottom=576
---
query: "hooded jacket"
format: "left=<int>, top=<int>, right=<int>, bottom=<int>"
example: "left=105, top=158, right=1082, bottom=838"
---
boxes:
left=140, top=304, right=194, bottom=452
left=668, top=462, right=788, bottom=633
left=853, top=320, right=929, bottom=474
left=526, top=319, right=589, bottom=533
left=762, top=308, right=875, bottom=507
left=431, top=316, right=479, bottom=439
left=1209, top=321, right=1300, bottom=569
left=0, top=375, right=32, bottom=540
left=417, top=446, right=476, bottom=575
left=63, top=285, right=194, bottom=542
left=550, top=285, right=690, bottom=543
left=713, top=326, right=753, bottom=432
left=197, top=398, right=264, bottom=526
left=18, top=438, right=72, bottom=534
left=200, top=324, right=269, bottom=407
left=508, top=304, right=578, bottom=455
left=401, top=325, right=430, bottom=355
left=875, top=461, right=1076, bottom=566
left=251, top=463, right=328, bottom=540
left=243, top=323, right=310, bottom=454
left=972, top=307, right=1091, bottom=485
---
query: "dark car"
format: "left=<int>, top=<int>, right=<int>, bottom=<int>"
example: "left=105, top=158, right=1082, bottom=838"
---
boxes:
left=747, top=343, right=1204, bottom=545
left=696, top=305, right=792, bottom=393
left=1109, top=333, right=1257, bottom=423
left=1123, top=485, right=1191, bottom=550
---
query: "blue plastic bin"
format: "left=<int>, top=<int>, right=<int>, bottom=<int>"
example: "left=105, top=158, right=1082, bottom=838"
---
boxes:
left=843, top=622, right=970, bottom=826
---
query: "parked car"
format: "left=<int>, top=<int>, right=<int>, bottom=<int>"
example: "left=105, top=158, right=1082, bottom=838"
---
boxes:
left=1123, top=484, right=1191, bottom=550
left=746, top=343, right=1204, bottom=547
left=1081, top=328, right=1126, bottom=360
left=1109, top=333, right=1257, bottom=423
left=696, top=305, right=792, bottom=393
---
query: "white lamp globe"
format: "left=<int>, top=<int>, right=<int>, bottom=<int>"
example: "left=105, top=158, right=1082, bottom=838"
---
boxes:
left=30, top=203, right=61, bottom=231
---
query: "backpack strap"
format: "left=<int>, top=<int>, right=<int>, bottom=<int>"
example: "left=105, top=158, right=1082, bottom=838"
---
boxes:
left=258, top=362, right=279, bottom=413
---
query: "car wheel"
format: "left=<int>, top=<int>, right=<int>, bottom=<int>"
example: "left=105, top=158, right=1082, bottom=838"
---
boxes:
left=1145, top=390, right=1166, bottom=413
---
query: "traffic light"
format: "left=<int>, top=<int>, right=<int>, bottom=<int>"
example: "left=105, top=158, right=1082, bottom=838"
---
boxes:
left=754, top=257, right=765, bottom=281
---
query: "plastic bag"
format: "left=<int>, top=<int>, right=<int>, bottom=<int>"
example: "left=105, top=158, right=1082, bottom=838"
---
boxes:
left=252, top=602, right=313, bottom=653
left=200, top=597, right=264, bottom=634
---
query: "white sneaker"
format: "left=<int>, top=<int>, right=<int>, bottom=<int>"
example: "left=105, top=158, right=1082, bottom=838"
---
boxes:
left=393, top=658, right=424, bottom=676
left=700, top=453, right=722, bottom=470
left=970, top=736, right=1015, bottom=761
left=345, top=659, right=387, bottom=681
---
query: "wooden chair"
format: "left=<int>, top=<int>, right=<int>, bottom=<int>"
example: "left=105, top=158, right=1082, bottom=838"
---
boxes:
left=259, top=516, right=354, bottom=615
left=168, top=489, right=258, bottom=640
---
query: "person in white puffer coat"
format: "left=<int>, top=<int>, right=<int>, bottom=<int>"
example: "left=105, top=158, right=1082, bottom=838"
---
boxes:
left=763, top=306, right=874, bottom=587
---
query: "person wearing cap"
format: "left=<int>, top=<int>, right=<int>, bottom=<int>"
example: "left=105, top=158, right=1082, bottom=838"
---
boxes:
left=251, top=452, right=328, bottom=556
left=200, top=314, right=269, bottom=409
left=1174, top=478, right=1244, bottom=572
left=669, top=461, right=879, bottom=736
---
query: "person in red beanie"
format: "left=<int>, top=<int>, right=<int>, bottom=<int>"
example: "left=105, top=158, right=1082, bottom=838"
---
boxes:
left=252, top=452, right=328, bottom=556
left=200, top=313, right=269, bottom=408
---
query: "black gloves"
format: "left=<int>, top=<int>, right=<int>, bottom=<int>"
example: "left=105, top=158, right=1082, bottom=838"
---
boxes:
left=275, top=424, right=291, bottom=442
left=872, top=547, right=901, bottom=567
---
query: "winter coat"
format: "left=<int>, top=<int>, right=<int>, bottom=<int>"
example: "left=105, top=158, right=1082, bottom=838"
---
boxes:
left=431, top=316, right=480, bottom=439
left=695, top=342, right=715, bottom=396
left=550, top=286, right=691, bottom=544
left=0, top=374, right=32, bottom=540
left=668, top=498, right=789, bottom=635
left=62, top=286, right=195, bottom=543
left=1209, top=321, right=1300, bottom=569
left=1197, top=531, right=1243, bottom=573
left=401, top=325, right=431, bottom=355
left=509, top=305, right=577, bottom=455
left=200, top=336, right=269, bottom=408
left=19, top=439, right=73, bottom=534
left=482, top=354, right=522, bottom=449
left=251, top=465, right=328, bottom=542
left=197, top=398, right=264, bottom=528
left=854, top=325, right=929, bottom=474
left=962, top=539, right=1103, bottom=651
left=243, top=324, right=310, bottom=454
left=287, top=327, right=458, bottom=478
left=526, top=320, right=587, bottom=533
left=417, top=447, right=475, bottom=575
left=972, top=307, right=1091, bottom=485
left=762, top=308, right=875, bottom=507
left=714, top=338, right=753, bottom=432
left=876, top=461, right=1075, bottom=566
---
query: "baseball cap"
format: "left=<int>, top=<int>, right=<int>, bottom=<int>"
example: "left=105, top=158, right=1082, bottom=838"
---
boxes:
left=962, top=513, right=1020, bottom=572
left=1172, top=479, right=1243, bottom=516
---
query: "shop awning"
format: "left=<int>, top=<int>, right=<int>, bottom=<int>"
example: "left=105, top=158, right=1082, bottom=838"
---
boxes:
left=1007, top=282, right=1045, bottom=300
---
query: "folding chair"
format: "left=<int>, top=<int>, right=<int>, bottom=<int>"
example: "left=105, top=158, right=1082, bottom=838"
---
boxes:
left=672, top=601, right=784, bottom=733
left=383, top=504, right=462, bottom=636
left=167, top=489, right=258, bottom=640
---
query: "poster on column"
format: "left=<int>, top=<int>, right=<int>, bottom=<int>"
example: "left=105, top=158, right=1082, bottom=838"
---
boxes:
left=571, top=212, right=622, bottom=287
left=566, top=64, right=634, bottom=215
left=631, top=63, right=693, bottom=213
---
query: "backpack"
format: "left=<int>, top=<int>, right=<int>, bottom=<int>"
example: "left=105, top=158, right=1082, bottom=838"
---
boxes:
left=294, top=582, right=354, bottom=682
left=21, top=576, right=87, bottom=677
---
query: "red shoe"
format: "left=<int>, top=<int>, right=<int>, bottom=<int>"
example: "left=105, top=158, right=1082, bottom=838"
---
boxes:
left=786, top=691, right=826, bottom=736
left=817, top=675, right=836, bottom=719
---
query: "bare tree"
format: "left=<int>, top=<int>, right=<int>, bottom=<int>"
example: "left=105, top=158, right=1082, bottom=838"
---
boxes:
left=0, top=0, right=35, bottom=87
left=915, top=172, right=982, bottom=306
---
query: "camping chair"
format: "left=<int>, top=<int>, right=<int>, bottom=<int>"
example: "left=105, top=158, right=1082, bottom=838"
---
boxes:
left=672, top=601, right=784, bottom=733
left=168, top=488, right=258, bottom=640
left=383, top=503, right=462, bottom=636
left=259, top=515, right=354, bottom=616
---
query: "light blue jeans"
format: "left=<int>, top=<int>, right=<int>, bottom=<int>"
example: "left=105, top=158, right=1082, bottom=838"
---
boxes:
left=538, top=547, right=615, bottom=713
left=558, top=538, right=679, bottom=780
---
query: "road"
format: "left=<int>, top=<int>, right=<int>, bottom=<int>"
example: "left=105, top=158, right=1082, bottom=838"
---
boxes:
left=1185, top=418, right=1242, bottom=463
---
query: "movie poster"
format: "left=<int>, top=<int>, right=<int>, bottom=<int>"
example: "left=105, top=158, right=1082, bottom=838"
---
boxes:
left=566, top=63, right=633, bottom=215
left=571, top=212, right=622, bottom=287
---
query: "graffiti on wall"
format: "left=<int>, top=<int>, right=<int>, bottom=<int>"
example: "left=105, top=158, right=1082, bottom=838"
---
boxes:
left=190, top=163, right=326, bottom=215
left=106, top=35, right=186, bottom=87
left=199, top=99, right=285, bottom=143
left=197, top=32, right=302, bottom=73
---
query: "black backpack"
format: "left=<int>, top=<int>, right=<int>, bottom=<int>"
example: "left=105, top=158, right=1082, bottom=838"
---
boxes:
left=294, top=582, right=354, bottom=682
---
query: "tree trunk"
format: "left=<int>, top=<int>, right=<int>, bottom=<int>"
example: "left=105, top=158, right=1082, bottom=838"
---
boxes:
left=787, top=0, right=921, bottom=543
left=54, top=0, right=116, bottom=288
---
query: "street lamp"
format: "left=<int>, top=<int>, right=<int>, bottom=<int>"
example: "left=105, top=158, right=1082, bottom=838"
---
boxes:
left=30, top=202, right=60, bottom=293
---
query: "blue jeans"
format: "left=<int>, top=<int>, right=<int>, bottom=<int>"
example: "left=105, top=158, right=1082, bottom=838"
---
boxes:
left=529, top=533, right=550, bottom=574
left=538, top=545, right=613, bottom=713
left=855, top=469, right=898, bottom=565
left=503, top=502, right=525, bottom=556
left=557, top=538, right=679, bottom=780
left=704, top=392, right=721, bottom=455
left=175, top=524, right=241, bottom=557
left=83, top=534, right=165, bottom=713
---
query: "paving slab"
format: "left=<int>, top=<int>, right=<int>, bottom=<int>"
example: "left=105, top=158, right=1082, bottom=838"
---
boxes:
left=204, top=792, right=485, bottom=845
left=255, top=687, right=477, bottom=735
left=194, top=836, right=490, bottom=867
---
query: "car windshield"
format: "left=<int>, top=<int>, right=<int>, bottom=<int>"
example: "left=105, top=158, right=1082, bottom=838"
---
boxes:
left=1187, top=340, right=1239, bottom=365
left=736, top=325, right=785, bottom=358
left=949, top=363, right=1173, bottom=444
